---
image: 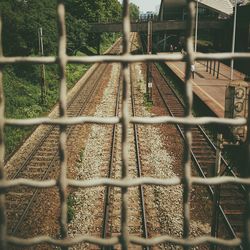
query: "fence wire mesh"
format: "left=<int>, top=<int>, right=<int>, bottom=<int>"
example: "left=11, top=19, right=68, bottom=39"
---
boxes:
left=0, top=0, right=250, bottom=249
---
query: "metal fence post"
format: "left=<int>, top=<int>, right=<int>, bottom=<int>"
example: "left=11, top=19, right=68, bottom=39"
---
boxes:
left=217, top=61, right=220, bottom=79
left=0, top=0, right=249, bottom=248
left=57, top=2, right=68, bottom=248
left=213, top=60, right=216, bottom=76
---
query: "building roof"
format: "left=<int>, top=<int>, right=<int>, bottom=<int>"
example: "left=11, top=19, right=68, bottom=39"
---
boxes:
left=199, top=0, right=233, bottom=16
left=159, top=0, right=234, bottom=16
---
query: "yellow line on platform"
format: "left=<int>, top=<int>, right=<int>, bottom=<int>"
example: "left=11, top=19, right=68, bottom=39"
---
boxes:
left=168, top=62, right=224, bottom=111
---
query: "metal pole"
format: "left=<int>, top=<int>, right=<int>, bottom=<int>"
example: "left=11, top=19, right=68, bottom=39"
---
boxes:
left=209, top=60, right=212, bottom=74
left=213, top=60, right=216, bottom=76
left=206, top=60, right=209, bottom=72
left=38, top=27, right=46, bottom=103
left=230, top=0, right=237, bottom=82
left=194, top=0, right=199, bottom=53
left=217, top=61, right=220, bottom=79
left=147, top=21, right=153, bottom=101
left=147, top=21, right=152, bottom=55
left=211, top=134, right=223, bottom=250
left=163, top=33, right=167, bottom=52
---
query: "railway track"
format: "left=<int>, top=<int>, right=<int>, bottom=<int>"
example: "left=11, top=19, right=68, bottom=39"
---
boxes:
left=7, top=31, right=244, bottom=249
left=6, top=41, right=121, bottom=237
left=101, top=33, right=149, bottom=249
left=152, top=63, right=245, bottom=249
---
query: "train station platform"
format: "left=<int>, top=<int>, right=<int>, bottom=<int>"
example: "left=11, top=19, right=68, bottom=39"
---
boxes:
left=162, top=53, right=246, bottom=118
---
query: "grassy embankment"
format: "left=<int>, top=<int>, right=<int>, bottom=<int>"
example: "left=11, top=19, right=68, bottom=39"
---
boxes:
left=4, top=34, right=119, bottom=158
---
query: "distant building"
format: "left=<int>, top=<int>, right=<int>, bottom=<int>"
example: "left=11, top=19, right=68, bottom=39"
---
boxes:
left=158, top=0, right=250, bottom=77
left=158, top=0, right=233, bottom=21
left=139, top=11, right=157, bottom=21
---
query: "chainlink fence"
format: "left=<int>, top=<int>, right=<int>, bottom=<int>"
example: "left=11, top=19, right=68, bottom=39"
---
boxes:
left=0, top=0, right=250, bottom=249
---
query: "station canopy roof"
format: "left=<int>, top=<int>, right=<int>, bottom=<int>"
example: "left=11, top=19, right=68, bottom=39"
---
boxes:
left=160, top=0, right=234, bottom=16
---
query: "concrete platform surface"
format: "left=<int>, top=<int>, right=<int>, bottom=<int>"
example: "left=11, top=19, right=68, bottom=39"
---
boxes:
left=161, top=54, right=246, bottom=118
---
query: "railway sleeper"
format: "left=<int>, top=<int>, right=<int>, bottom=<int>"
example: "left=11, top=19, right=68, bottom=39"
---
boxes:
left=31, top=155, right=55, bottom=161
left=168, top=107, right=183, bottom=112
left=224, top=210, right=244, bottom=216
left=192, top=144, right=211, bottom=149
left=220, top=183, right=245, bottom=191
left=196, top=160, right=216, bottom=166
left=194, top=153, right=215, bottom=159
left=220, top=188, right=245, bottom=198
left=27, top=160, right=57, bottom=167
left=192, top=150, right=215, bottom=157
left=220, top=200, right=245, bottom=210
left=192, top=138, right=210, bottom=143
left=228, top=219, right=244, bottom=231
left=172, top=113, right=184, bottom=117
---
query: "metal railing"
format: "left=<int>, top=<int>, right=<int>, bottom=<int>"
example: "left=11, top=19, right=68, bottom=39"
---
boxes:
left=0, top=0, right=250, bottom=249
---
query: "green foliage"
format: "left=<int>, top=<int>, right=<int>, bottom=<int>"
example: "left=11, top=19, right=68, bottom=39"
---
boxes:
left=3, top=50, right=118, bottom=157
left=143, top=93, right=153, bottom=111
left=77, top=149, right=85, bottom=163
left=1, top=0, right=122, bottom=56
left=100, top=33, right=121, bottom=54
left=66, top=14, right=89, bottom=55
left=3, top=62, right=89, bottom=156
left=1, top=1, right=122, bottom=156
left=129, top=3, right=140, bottom=20
left=67, top=195, right=76, bottom=223
left=0, top=0, right=58, bottom=56
left=66, top=63, right=90, bottom=89
left=65, top=0, right=121, bottom=53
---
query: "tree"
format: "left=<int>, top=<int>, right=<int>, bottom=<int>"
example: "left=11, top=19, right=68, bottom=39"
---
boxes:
left=129, top=3, right=139, bottom=21
left=0, top=0, right=122, bottom=57
left=65, top=0, right=122, bottom=54
left=0, top=0, right=58, bottom=56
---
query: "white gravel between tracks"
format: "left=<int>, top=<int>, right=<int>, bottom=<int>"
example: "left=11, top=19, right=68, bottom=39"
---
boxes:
left=68, top=59, right=210, bottom=249
left=68, top=63, right=120, bottom=249
left=133, top=62, right=183, bottom=249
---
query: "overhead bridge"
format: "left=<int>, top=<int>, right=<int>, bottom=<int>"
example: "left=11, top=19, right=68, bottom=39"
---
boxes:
left=89, top=20, right=226, bottom=33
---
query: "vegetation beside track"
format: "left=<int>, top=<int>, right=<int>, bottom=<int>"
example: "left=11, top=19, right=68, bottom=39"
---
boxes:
left=1, top=0, right=140, bottom=157
left=3, top=35, right=119, bottom=157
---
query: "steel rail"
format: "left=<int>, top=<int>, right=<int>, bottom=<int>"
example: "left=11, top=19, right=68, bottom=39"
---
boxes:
left=130, top=32, right=149, bottom=249
left=9, top=62, right=106, bottom=180
left=101, top=71, right=122, bottom=247
left=9, top=46, right=120, bottom=234
left=157, top=63, right=246, bottom=193
left=6, top=36, right=122, bottom=170
left=153, top=63, right=244, bottom=248
left=130, top=66, right=149, bottom=249
left=102, top=33, right=149, bottom=249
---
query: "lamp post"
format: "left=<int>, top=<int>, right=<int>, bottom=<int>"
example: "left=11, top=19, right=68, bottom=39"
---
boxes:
left=194, top=0, right=200, bottom=53
left=230, top=0, right=238, bottom=82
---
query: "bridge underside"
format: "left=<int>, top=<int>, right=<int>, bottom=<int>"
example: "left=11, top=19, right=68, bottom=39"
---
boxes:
left=89, top=21, right=226, bottom=33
